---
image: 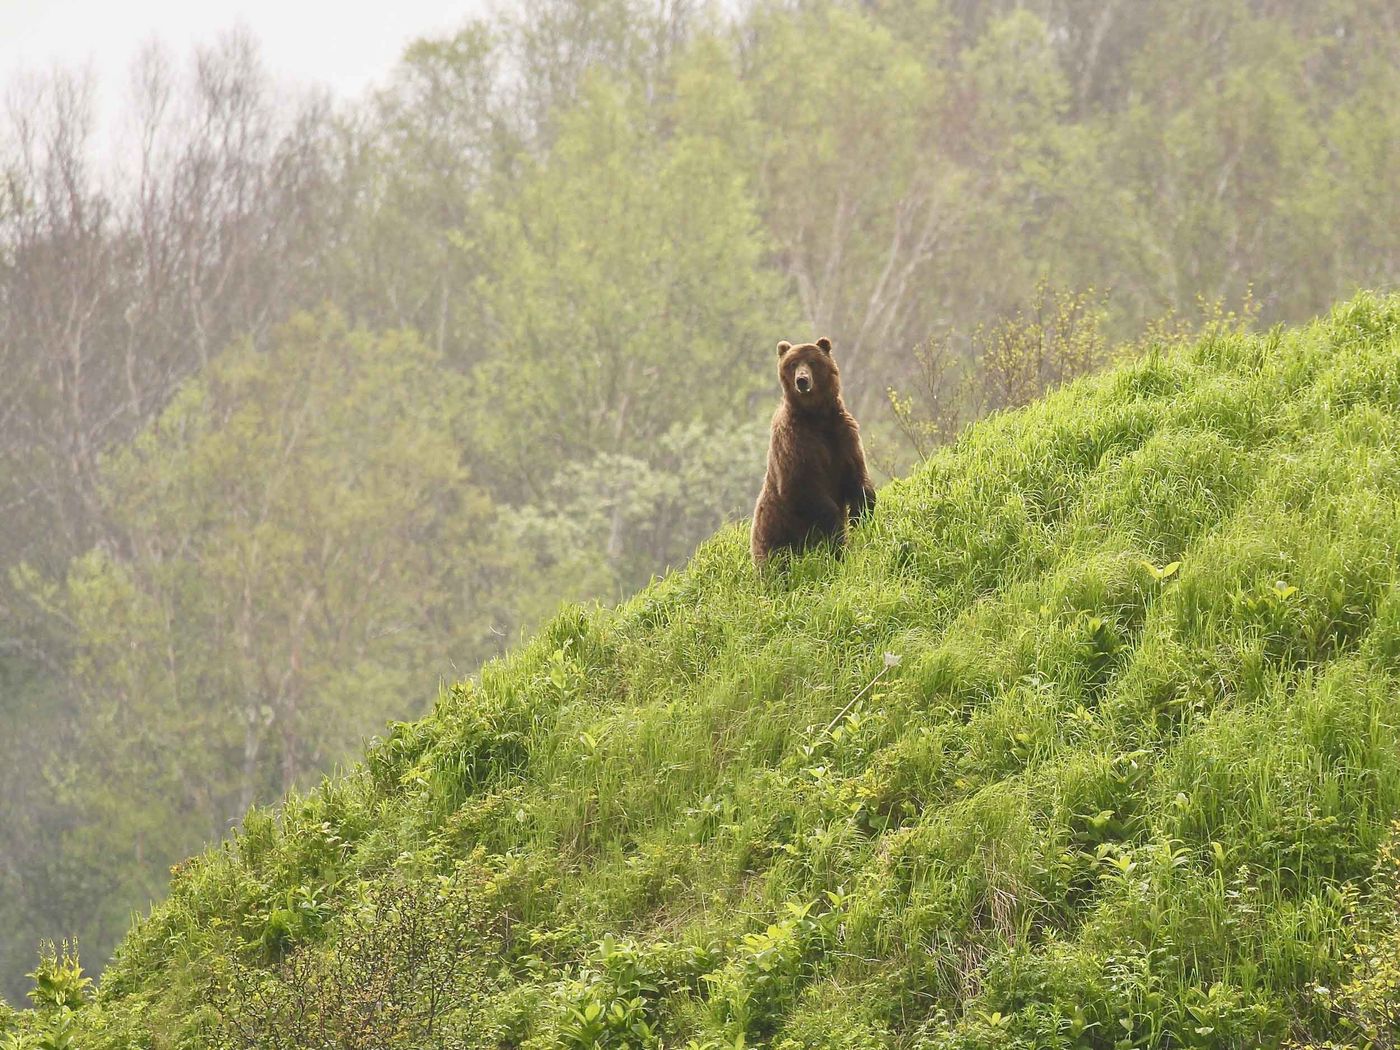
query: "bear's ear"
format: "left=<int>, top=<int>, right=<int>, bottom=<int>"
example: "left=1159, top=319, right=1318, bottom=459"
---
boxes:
left=816, top=337, right=833, bottom=354
left=776, top=340, right=792, bottom=357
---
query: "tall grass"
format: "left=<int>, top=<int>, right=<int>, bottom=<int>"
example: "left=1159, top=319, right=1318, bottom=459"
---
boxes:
left=55, top=294, right=1400, bottom=1047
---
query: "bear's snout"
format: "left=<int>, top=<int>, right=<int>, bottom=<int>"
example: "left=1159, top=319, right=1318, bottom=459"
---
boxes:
left=795, top=365, right=813, bottom=394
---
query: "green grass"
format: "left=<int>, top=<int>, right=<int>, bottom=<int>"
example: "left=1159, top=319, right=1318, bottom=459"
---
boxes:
left=55, top=294, right=1400, bottom=1047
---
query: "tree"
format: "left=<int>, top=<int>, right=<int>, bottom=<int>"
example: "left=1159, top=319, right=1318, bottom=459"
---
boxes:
left=471, top=64, right=793, bottom=495
left=738, top=5, right=950, bottom=414
left=498, top=418, right=770, bottom=611
left=500, top=0, right=704, bottom=144
left=17, top=311, right=504, bottom=972
left=0, top=35, right=346, bottom=580
left=1102, top=4, right=1322, bottom=320
left=336, top=23, right=507, bottom=365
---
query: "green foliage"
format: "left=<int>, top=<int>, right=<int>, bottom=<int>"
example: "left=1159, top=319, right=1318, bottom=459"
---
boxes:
left=9, top=310, right=509, bottom=975
left=498, top=420, right=771, bottom=606
left=211, top=867, right=497, bottom=1049
left=24, top=944, right=89, bottom=1014
left=888, top=283, right=1113, bottom=461
left=1291, top=822, right=1400, bottom=1050
left=45, top=294, right=1400, bottom=1047
left=472, top=68, right=789, bottom=487
left=0, top=943, right=89, bottom=1050
left=554, top=934, right=710, bottom=1048
left=700, top=896, right=845, bottom=1041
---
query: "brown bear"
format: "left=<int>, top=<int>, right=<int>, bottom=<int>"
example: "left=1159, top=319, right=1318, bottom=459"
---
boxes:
left=751, top=337, right=876, bottom=566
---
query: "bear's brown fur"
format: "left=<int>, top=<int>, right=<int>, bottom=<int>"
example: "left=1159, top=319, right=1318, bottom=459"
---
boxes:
left=751, top=337, right=875, bottom=566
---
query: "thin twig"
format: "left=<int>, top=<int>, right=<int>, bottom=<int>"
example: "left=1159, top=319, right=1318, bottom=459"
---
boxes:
left=822, top=652, right=901, bottom=737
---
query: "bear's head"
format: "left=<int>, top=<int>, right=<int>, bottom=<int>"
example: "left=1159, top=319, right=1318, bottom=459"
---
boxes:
left=776, top=337, right=841, bottom=412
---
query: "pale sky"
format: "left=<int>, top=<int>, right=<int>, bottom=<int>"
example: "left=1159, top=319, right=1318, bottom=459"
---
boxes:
left=0, top=0, right=490, bottom=116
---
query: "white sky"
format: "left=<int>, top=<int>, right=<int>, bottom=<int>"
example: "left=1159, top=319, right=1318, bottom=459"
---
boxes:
left=0, top=0, right=490, bottom=116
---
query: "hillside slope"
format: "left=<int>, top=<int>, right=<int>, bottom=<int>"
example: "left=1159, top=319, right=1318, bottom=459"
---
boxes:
left=54, top=295, right=1400, bottom=1047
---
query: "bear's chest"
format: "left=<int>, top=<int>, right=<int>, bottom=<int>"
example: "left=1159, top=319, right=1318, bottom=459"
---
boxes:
left=776, top=420, right=844, bottom=479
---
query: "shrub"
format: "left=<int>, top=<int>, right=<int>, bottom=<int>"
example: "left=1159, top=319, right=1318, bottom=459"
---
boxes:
left=211, top=870, right=497, bottom=1049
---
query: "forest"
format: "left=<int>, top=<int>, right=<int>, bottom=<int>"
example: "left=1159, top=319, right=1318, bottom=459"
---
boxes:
left=2, top=0, right=1398, bottom=1003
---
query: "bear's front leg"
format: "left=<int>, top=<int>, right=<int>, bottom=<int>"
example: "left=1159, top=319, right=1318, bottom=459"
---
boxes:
left=848, top=483, right=876, bottom=524
left=843, top=465, right=876, bottom=523
left=841, top=428, right=876, bottom=525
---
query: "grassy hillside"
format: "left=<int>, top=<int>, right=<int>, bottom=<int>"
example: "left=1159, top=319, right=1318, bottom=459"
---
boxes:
left=35, top=294, right=1400, bottom=1047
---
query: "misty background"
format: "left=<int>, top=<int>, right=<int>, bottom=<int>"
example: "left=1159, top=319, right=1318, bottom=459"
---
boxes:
left=1, top=0, right=1397, bottom=1002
